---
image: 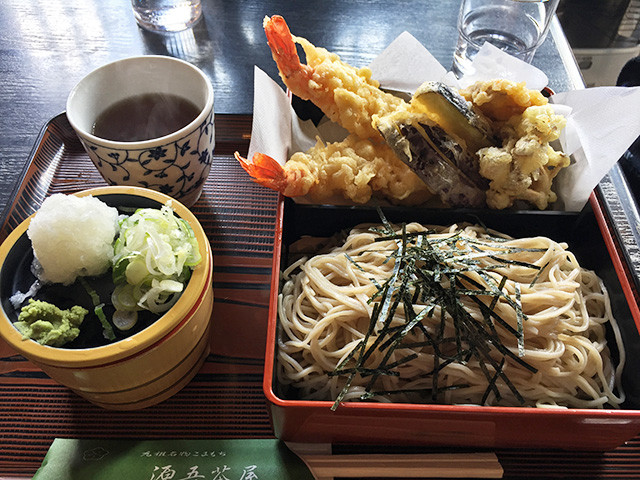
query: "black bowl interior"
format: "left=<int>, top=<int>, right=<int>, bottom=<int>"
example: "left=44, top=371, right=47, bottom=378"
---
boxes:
left=0, top=193, right=171, bottom=349
left=276, top=198, right=640, bottom=409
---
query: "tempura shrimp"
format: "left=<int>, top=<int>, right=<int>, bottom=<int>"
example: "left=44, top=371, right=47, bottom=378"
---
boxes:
left=234, top=135, right=432, bottom=205
left=264, top=15, right=407, bottom=140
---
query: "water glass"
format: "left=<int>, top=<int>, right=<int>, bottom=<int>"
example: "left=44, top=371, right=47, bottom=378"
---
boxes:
left=452, top=0, right=560, bottom=77
left=131, top=0, right=202, bottom=33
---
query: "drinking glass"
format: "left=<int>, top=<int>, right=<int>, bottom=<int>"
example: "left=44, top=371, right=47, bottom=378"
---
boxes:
left=452, top=0, right=560, bottom=77
left=131, top=0, right=202, bottom=33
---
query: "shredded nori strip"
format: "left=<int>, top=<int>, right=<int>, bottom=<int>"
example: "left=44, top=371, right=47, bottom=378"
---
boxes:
left=330, top=210, right=538, bottom=410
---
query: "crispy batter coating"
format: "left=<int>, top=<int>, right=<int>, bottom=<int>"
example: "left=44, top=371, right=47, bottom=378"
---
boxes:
left=286, top=135, right=432, bottom=205
left=293, top=36, right=407, bottom=140
left=251, top=17, right=572, bottom=210
left=477, top=105, right=569, bottom=209
left=264, top=15, right=407, bottom=140
left=460, top=79, right=548, bottom=122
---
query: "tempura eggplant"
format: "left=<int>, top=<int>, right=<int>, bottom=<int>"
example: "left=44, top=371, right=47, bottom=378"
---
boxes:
left=372, top=81, right=503, bottom=208
left=410, top=82, right=497, bottom=153
left=374, top=110, right=488, bottom=208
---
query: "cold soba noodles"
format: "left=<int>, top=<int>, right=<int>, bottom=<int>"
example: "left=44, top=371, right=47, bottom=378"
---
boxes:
left=277, top=218, right=625, bottom=409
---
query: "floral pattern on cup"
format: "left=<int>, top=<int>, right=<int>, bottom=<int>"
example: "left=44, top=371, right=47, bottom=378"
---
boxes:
left=80, top=110, right=214, bottom=206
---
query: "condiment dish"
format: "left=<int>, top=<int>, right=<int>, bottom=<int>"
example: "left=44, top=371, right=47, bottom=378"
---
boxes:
left=0, top=186, right=214, bottom=410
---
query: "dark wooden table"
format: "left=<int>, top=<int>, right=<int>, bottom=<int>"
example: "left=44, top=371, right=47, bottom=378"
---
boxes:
left=5, top=1, right=640, bottom=479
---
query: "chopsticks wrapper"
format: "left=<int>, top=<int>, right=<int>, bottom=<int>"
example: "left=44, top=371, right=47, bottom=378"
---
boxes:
left=248, top=34, right=640, bottom=212
left=31, top=438, right=315, bottom=480
left=31, top=438, right=503, bottom=479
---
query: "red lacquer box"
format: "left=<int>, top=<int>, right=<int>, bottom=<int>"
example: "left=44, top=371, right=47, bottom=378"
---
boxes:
left=263, top=193, right=640, bottom=450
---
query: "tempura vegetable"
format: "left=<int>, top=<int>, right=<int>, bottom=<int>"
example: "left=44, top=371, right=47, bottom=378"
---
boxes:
left=374, top=80, right=569, bottom=209
left=374, top=109, right=488, bottom=208
left=459, top=79, right=548, bottom=122
left=410, top=81, right=497, bottom=153
left=476, top=105, right=570, bottom=209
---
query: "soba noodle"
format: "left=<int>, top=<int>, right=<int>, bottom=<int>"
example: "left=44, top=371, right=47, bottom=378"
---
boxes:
left=277, top=220, right=625, bottom=409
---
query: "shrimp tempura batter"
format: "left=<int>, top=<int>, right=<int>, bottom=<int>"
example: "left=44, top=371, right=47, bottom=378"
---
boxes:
left=265, top=15, right=407, bottom=140
left=290, top=136, right=432, bottom=204
left=235, top=135, right=432, bottom=205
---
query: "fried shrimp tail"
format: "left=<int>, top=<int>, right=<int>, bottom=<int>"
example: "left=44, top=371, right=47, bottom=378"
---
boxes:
left=263, top=15, right=314, bottom=93
left=263, top=15, right=407, bottom=140
left=235, top=135, right=432, bottom=206
left=234, top=151, right=312, bottom=197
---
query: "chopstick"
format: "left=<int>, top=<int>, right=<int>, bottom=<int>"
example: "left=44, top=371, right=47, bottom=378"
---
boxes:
left=286, top=442, right=504, bottom=479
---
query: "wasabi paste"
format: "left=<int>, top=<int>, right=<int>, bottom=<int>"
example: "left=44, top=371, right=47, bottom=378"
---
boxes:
left=15, top=299, right=87, bottom=347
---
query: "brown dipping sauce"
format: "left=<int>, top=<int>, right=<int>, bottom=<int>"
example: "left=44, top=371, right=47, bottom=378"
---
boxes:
left=91, top=93, right=201, bottom=142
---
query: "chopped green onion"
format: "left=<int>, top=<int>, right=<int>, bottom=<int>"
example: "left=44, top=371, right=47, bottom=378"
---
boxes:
left=111, top=204, right=201, bottom=317
left=78, top=277, right=116, bottom=341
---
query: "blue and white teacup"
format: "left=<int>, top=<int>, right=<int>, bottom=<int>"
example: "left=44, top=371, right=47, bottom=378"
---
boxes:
left=66, top=55, right=214, bottom=207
